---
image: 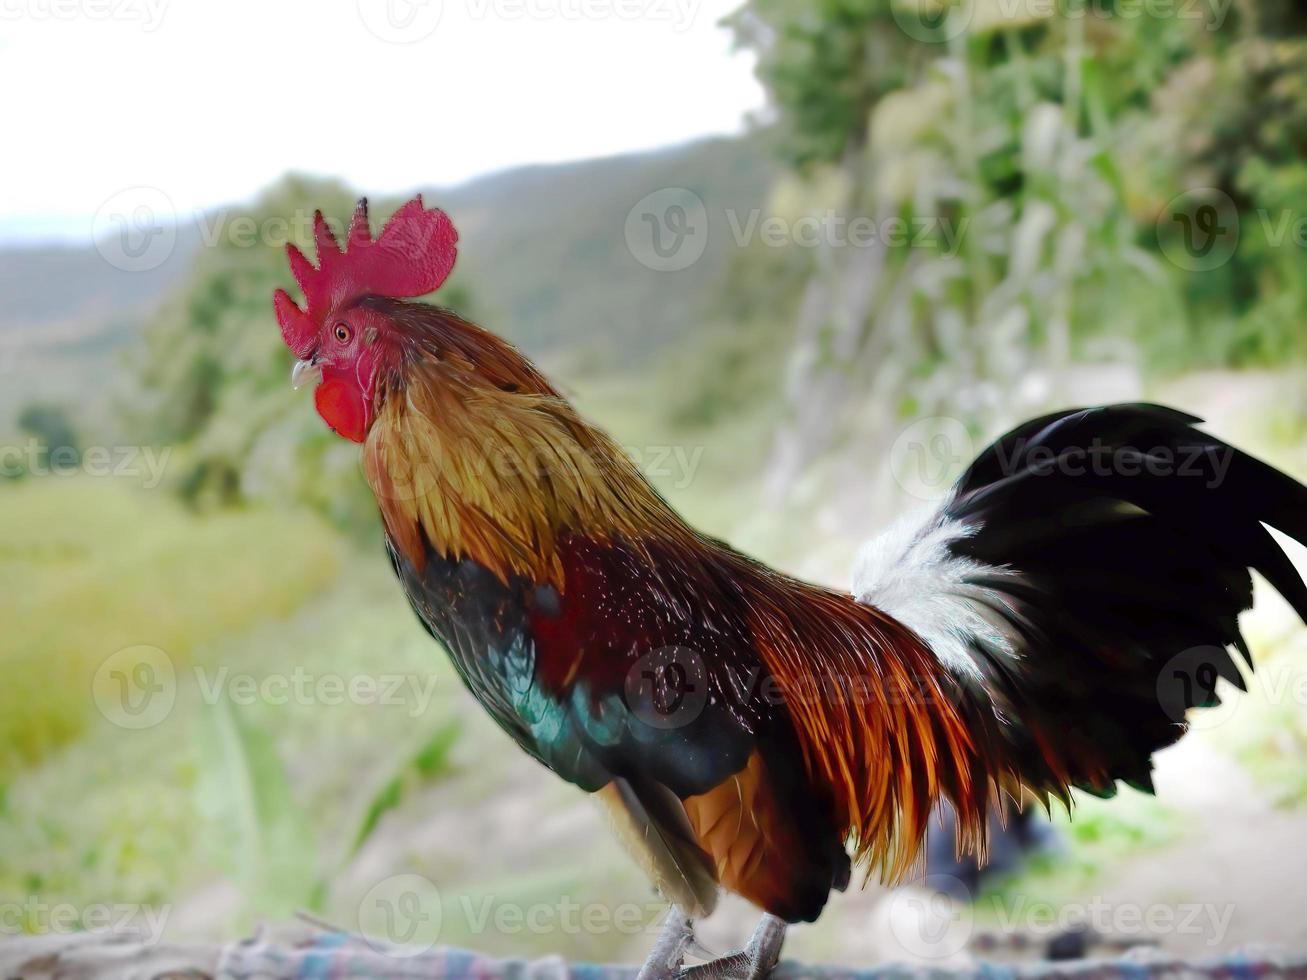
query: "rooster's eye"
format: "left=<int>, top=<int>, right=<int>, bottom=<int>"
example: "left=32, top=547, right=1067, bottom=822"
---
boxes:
left=333, top=323, right=352, bottom=344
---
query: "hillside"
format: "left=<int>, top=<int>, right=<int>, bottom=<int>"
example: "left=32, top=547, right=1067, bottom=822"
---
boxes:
left=0, top=133, right=774, bottom=429
left=432, top=132, right=776, bottom=362
left=0, top=239, right=197, bottom=423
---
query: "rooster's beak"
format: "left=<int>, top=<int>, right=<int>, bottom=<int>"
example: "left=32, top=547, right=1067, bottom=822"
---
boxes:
left=291, top=358, right=322, bottom=390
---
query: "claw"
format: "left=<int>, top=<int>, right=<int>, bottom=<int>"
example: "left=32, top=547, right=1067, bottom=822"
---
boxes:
left=676, top=950, right=751, bottom=980
left=677, top=913, right=786, bottom=980
left=683, top=936, right=720, bottom=962
left=637, top=910, right=695, bottom=980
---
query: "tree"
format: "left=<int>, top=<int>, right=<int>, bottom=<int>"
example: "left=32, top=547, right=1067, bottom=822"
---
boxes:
left=17, top=402, right=80, bottom=470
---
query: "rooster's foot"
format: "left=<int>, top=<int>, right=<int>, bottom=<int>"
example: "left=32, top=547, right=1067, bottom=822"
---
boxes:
left=677, top=913, right=786, bottom=980
left=637, top=908, right=695, bottom=980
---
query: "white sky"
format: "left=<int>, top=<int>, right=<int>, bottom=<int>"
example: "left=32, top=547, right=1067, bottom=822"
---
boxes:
left=0, top=0, right=764, bottom=243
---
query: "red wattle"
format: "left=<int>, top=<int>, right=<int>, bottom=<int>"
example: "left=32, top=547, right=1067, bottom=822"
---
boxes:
left=314, top=377, right=368, bottom=443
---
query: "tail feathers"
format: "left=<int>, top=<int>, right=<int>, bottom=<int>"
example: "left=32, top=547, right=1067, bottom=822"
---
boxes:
left=855, top=403, right=1307, bottom=802
left=851, top=510, right=1024, bottom=681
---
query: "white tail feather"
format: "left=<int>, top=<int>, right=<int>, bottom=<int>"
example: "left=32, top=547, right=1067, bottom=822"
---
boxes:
left=851, top=502, right=1022, bottom=680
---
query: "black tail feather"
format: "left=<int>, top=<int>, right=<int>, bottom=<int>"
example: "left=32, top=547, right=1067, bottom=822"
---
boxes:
left=944, top=403, right=1307, bottom=800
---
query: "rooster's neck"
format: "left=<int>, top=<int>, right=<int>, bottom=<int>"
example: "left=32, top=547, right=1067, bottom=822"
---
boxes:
left=362, top=358, right=688, bottom=587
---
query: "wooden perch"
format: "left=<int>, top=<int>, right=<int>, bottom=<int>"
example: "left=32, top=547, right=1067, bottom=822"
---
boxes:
left=2, top=927, right=1304, bottom=980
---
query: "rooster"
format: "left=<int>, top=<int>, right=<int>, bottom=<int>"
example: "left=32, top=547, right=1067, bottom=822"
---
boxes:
left=276, top=196, right=1307, bottom=979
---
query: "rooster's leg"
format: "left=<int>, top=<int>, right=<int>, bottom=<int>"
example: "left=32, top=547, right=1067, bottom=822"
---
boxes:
left=677, top=913, right=786, bottom=980
left=637, top=908, right=695, bottom=980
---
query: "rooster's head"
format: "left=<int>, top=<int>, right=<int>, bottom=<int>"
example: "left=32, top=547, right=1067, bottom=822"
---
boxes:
left=274, top=196, right=459, bottom=442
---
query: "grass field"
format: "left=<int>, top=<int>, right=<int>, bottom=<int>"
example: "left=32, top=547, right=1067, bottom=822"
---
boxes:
left=0, top=479, right=344, bottom=776
left=0, top=476, right=461, bottom=928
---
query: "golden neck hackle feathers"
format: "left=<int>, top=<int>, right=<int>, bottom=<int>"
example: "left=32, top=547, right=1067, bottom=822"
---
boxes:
left=361, top=317, right=684, bottom=587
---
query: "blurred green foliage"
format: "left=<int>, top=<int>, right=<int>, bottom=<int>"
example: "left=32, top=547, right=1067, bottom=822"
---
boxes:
left=726, top=0, right=1307, bottom=462
left=16, top=404, right=79, bottom=468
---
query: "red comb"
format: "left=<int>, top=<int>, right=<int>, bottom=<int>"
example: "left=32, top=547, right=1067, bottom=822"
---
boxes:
left=275, top=195, right=458, bottom=358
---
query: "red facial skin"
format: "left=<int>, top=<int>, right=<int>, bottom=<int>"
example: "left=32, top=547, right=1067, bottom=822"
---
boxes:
left=305, top=305, right=394, bottom=443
